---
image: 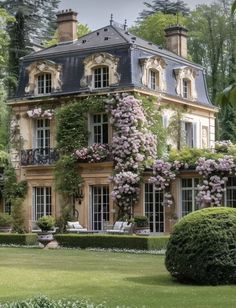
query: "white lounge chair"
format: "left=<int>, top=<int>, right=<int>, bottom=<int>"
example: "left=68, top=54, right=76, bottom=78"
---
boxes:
left=66, top=221, right=88, bottom=233
left=106, top=221, right=133, bottom=234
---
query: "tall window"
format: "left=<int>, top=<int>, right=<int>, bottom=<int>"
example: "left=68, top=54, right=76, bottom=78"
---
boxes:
left=181, top=178, right=200, bottom=216
left=225, top=177, right=236, bottom=208
left=33, top=187, right=52, bottom=221
left=149, top=70, right=159, bottom=90
left=182, top=122, right=195, bottom=148
left=145, top=183, right=164, bottom=233
left=93, top=66, right=109, bottom=88
left=92, top=113, right=108, bottom=144
left=37, top=73, right=52, bottom=94
left=91, top=186, right=109, bottom=230
left=35, top=119, right=50, bottom=149
left=183, top=78, right=191, bottom=99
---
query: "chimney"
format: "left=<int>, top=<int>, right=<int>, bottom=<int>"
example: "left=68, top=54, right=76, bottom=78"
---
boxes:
left=57, top=9, right=78, bottom=43
left=164, top=25, right=188, bottom=58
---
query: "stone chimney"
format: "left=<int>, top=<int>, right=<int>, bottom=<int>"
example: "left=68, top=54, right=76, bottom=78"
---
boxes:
left=164, top=25, right=188, bottom=58
left=57, top=9, right=78, bottom=43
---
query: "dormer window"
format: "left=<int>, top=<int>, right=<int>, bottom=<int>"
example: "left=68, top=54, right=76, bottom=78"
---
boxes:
left=149, top=70, right=159, bottom=90
left=140, top=56, right=166, bottom=92
left=37, top=73, right=52, bottom=94
left=174, top=66, right=197, bottom=101
left=81, top=53, right=120, bottom=89
left=94, top=66, right=109, bottom=88
left=25, top=60, right=62, bottom=96
left=183, top=78, right=191, bottom=99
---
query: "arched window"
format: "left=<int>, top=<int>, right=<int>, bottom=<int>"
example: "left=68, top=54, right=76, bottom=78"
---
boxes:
left=149, top=69, right=160, bottom=91
left=37, top=73, right=52, bottom=94
left=182, top=78, right=191, bottom=99
left=93, top=66, right=109, bottom=89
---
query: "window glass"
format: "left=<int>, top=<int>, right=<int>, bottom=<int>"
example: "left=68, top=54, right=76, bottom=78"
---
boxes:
left=37, top=73, right=52, bottom=94
left=33, top=187, right=52, bottom=221
left=94, top=67, right=109, bottom=88
left=92, top=113, right=108, bottom=144
left=181, top=178, right=200, bottom=216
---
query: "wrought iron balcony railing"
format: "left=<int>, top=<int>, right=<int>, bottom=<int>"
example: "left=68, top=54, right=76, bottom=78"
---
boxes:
left=21, top=148, right=59, bottom=166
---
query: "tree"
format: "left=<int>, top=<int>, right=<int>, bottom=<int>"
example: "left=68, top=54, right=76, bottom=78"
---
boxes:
left=130, top=12, right=187, bottom=47
left=139, top=0, right=189, bottom=20
left=0, top=0, right=60, bottom=92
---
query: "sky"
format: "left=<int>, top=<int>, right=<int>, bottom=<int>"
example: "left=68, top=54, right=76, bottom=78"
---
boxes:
left=59, top=0, right=213, bottom=30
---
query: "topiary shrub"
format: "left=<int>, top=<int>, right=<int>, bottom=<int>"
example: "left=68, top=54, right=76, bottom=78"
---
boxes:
left=165, top=207, right=236, bottom=285
left=36, top=215, right=55, bottom=232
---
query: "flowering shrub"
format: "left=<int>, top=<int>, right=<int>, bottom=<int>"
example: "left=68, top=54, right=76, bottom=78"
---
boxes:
left=107, top=95, right=157, bottom=215
left=27, top=108, right=54, bottom=119
left=195, top=155, right=235, bottom=207
left=75, top=144, right=111, bottom=163
left=215, top=140, right=233, bottom=153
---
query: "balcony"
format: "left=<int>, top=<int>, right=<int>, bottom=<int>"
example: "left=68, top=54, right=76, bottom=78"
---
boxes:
left=21, top=148, right=59, bottom=166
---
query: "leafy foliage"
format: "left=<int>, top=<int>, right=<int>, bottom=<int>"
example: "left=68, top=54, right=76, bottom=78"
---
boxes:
left=36, top=215, right=55, bottom=232
left=139, top=0, right=189, bottom=20
left=165, top=207, right=236, bottom=285
left=131, top=12, right=187, bottom=47
left=0, top=213, right=12, bottom=227
left=11, top=197, right=26, bottom=233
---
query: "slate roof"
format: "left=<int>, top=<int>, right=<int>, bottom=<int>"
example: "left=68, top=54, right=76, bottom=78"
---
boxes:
left=14, top=21, right=214, bottom=108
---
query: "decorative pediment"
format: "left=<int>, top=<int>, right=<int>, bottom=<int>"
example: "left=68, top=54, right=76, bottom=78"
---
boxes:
left=25, top=60, right=62, bottom=95
left=139, top=56, right=166, bottom=91
left=80, top=52, right=120, bottom=88
left=174, top=66, right=198, bottom=100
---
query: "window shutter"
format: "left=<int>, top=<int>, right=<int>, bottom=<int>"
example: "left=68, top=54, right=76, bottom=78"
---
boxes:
left=87, top=113, right=92, bottom=146
left=192, top=123, right=197, bottom=148
left=163, top=114, right=169, bottom=129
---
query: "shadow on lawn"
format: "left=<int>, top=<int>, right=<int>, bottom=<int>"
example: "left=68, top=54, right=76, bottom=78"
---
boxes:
left=125, top=274, right=178, bottom=286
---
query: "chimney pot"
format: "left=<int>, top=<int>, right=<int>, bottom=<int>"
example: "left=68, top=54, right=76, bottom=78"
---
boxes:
left=57, top=9, right=78, bottom=43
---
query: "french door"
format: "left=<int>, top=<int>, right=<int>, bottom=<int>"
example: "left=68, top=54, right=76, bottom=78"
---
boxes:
left=91, top=186, right=109, bottom=231
left=144, top=183, right=164, bottom=233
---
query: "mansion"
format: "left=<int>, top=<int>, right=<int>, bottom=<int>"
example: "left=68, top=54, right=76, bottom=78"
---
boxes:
left=6, top=9, right=219, bottom=233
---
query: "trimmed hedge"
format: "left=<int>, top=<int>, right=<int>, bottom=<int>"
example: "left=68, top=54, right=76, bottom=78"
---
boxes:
left=165, top=207, right=236, bottom=285
left=54, top=234, right=169, bottom=250
left=0, top=233, right=37, bottom=245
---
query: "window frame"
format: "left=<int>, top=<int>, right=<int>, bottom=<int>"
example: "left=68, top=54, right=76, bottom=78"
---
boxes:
left=32, top=186, right=52, bottom=221
left=181, top=178, right=200, bottom=217
left=35, top=118, right=51, bottom=150
left=149, top=69, right=160, bottom=91
left=91, top=113, right=108, bottom=144
left=93, top=66, right=109, bottom=89
left=182, top=78, right=191, bottom=99
left=37, top=73, right=52, bottom=95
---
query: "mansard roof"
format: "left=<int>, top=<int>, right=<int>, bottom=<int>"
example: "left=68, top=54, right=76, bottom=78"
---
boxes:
left=13, top=22, right=214, bottom=109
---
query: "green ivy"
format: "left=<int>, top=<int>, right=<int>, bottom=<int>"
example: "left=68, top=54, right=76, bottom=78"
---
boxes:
left=56, top=97, right=106, bottom=153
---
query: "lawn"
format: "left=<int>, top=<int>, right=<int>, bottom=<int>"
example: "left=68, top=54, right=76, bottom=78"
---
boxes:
left=0, top=248, right=236, bottom=308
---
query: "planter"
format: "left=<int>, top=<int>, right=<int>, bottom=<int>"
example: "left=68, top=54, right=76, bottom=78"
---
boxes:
left=135, top=227, right=150, bottom=236
left=37, top=231, right=54, bottom=247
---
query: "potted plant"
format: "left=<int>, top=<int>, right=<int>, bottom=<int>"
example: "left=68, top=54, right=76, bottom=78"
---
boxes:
left=0, top=213, right=13, bottom=232
left=36, top=215, right=56, bottom=247
left=133, top=215, right=150, bottom=236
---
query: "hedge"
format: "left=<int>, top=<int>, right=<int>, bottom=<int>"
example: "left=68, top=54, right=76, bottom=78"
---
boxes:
left=0, top=233, right=37, bottom=245
left=165, top=207, right=236, bottom=285
left=54, top=234, right=169, bottom=250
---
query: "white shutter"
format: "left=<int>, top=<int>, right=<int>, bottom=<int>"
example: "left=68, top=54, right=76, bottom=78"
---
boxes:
left=192, top=123, right=197, bottom=148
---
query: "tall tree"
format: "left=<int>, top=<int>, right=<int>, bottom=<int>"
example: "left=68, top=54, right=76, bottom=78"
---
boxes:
left=0, top=0, right=60, bottom=93
left=130, top=12, right=187, bottom=47
left=139, top=0, right=189, bottom=21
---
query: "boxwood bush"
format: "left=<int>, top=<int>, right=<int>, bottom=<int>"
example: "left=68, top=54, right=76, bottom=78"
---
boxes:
left=165, top=207, right=236, bottom=285
left=0, top=233, right=37, bottom=245
left=54, top=234, right=169, bottom=251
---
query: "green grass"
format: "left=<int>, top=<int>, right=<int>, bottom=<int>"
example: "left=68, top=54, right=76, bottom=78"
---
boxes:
left=0, top=247, right=236, bottom=308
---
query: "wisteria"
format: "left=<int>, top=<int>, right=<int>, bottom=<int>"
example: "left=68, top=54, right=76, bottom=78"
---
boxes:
left=149, top=159, right=180, bottom=207
left=75, top=144, right=110, bottom=163
left=196, top=156, right=236, bottom=207
left=27, top=108, right=54, bottom=119
left=107, top=95, right=157, bottom=215
left=111, top=171, right=140, bottom=211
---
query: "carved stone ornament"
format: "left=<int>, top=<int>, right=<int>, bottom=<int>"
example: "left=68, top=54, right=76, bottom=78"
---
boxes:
left=140, top=56, right=166, bottom=91
left=25, top=60, right=62, bottom=95
left=80, top=53, right=120, bottom=88
left=174, top=66, right=198, bottom=100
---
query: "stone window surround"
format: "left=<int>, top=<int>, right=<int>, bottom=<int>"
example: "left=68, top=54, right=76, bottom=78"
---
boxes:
left=174, top=66, right=197, bottom=101
left=25, top=60, right=62, bottom=96
left=80, top=52, right=120, bottom=89
left=140, top=56, right=166, bottom=92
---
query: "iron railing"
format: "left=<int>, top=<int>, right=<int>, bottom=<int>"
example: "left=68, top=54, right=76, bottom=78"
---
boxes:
left=21, top=148, right=59, bottom=166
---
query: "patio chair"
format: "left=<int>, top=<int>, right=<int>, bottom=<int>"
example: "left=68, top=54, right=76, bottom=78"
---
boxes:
left=66, top=221, right=88, bottom=233
left=106, top=221, right=133, bottom=235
